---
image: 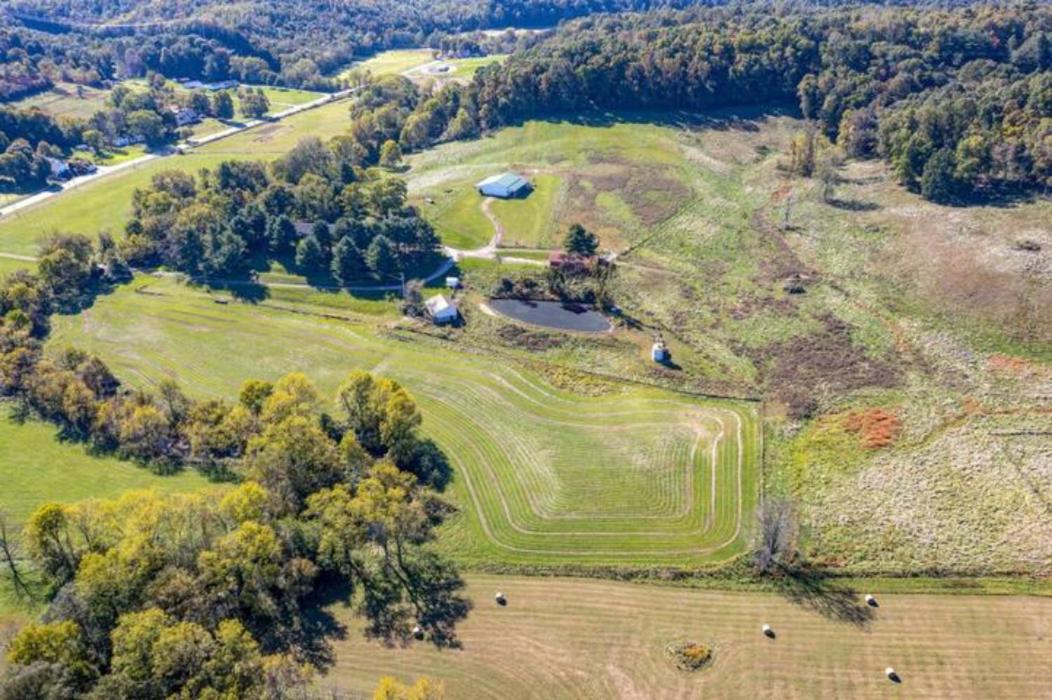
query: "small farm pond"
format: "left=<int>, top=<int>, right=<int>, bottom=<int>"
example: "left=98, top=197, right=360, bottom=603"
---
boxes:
left=488, top=299, right=612, bottom=332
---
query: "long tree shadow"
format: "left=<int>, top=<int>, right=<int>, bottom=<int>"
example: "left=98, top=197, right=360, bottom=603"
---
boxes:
left=772, top=565, right=874, bottom=628
left=288, top=575, right=352, bottom=671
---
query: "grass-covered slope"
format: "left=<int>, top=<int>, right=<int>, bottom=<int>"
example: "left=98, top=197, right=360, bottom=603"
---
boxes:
left=0, top=404, right=214, bottom=528
left=49, top=276, right=759, bottom=568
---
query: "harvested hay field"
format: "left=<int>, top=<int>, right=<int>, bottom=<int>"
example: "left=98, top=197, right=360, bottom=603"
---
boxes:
left=49, top=276, right=760, bottom=568
left=324, top=574, right=1052, bottom=699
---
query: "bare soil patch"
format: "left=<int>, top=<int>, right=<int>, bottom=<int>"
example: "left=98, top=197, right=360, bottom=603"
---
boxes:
left=753, top=315, right=901, bottom=419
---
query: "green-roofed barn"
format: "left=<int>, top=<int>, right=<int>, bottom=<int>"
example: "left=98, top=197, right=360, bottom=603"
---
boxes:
left=476, top=172, right=532, bottom=199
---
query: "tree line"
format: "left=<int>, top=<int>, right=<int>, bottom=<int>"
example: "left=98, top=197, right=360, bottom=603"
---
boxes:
left=0, top=232, right=467, bottom=698
left=340, top=3, right=1050, bottom=202
left=5, top=0, right=719, bottom=82
left=123, top=143, right=437, bottom=284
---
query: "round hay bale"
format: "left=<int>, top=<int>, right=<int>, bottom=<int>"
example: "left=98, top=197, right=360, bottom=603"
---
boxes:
left=865, top=594, right=878, bottom=607
left=495, top=592, right=506, bottom=605
left=762, top=624, right=775, bottom=638
left=885, top=667, right=900, bottom=683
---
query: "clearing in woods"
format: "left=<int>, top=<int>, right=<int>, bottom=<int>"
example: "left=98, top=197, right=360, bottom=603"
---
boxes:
left=407, top=116, right=708, bottom=251
left=339, top=49, right=436, bottom=79
left=48, top=276, right=759, bottom=568
left=324, top=574, right=1052, bottom=699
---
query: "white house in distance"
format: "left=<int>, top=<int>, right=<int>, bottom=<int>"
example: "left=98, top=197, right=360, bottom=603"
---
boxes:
left=476, top=172, right=531, bottom=199
left=425, top=294, right=459, bottom=324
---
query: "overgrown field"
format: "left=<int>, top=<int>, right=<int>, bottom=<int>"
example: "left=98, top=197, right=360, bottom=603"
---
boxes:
left=324, top=574, right=1052, bottom=699
left=48, top=276, right=759, bottom=568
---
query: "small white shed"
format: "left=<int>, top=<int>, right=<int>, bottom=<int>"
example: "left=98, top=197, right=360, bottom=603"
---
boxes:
left=651, top=339, right=669, bottom=363
left=425, top=294, right=459, bottom=324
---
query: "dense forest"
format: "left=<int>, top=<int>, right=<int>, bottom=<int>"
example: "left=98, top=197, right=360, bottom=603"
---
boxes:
left=351, top=3, right=1050, bottom=201
left=6, top=3, right=1048, bottom=200
left=1, top=0, right=712, bottom=92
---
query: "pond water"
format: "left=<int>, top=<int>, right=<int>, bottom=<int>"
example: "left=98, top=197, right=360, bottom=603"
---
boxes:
left=488, top=298, right=612, bottom=332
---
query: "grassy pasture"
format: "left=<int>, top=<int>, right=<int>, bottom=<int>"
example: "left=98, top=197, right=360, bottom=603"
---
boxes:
left=49, top=276, right=759, bottom=568
left=423, top=186, right=495, bottom=249
left=11, top=82, right=111, bottom=120
left=0, top=405, right=214, bottom=529
left=341, top=49, right=435, bottom=79
left=409, top=55, right=510, bottom=87
left=442, top=54, right=508, bottom=81
left=0, top=255, right=33, bottom=276
left=407, top=117, right=708, bottom=252
left=490, top=173, right=562, bottom=247
left=254, top=86, right=324, bottom=113
left=0, top=98, right=354, bottom=257
left=325, top=574, right=1052, bottom=699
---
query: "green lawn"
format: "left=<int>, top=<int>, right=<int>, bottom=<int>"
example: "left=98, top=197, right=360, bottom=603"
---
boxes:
left=422, top=172, right=562, bottom=251
left=340, top=49, right=435, bottom=80
left=0, top=98, right=354, bottom=257
left=0, top=404, right=215, bottom=529
left=422, top=187, right=495, bottom=249
left=72, top=144, right=149, bottom=166
left=491, top=173, right=562, bottom=248
left=49, top=276, right=759, bottom=569
left=0, top=256, right=34, bottom=277
left=443, top=54, right=508, bottom=81
left=255, top=86, right=324, bottom=112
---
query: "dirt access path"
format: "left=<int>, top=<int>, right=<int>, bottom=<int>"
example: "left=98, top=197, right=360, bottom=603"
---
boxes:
left=443, top=198, right=544, bottom=267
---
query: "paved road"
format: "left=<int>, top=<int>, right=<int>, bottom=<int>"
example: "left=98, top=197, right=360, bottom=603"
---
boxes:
left=0, top=88, right=357, bottom=220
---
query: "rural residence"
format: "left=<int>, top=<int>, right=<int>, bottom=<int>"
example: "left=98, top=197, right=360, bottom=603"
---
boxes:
left=425, top=294, right=459, bottom=324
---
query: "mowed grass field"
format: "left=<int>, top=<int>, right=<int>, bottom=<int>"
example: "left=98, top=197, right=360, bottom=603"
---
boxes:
left=325, top=574, right=1052, bottom=699
left=0, top=405, right=214, bottom=529
left=0, top=98, right=354, bottom=257
left=444, top=55, right=508, bottom=81
left=48, top=276, right=759, bottom=568
left=340, top=49, right=435, bottom=79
